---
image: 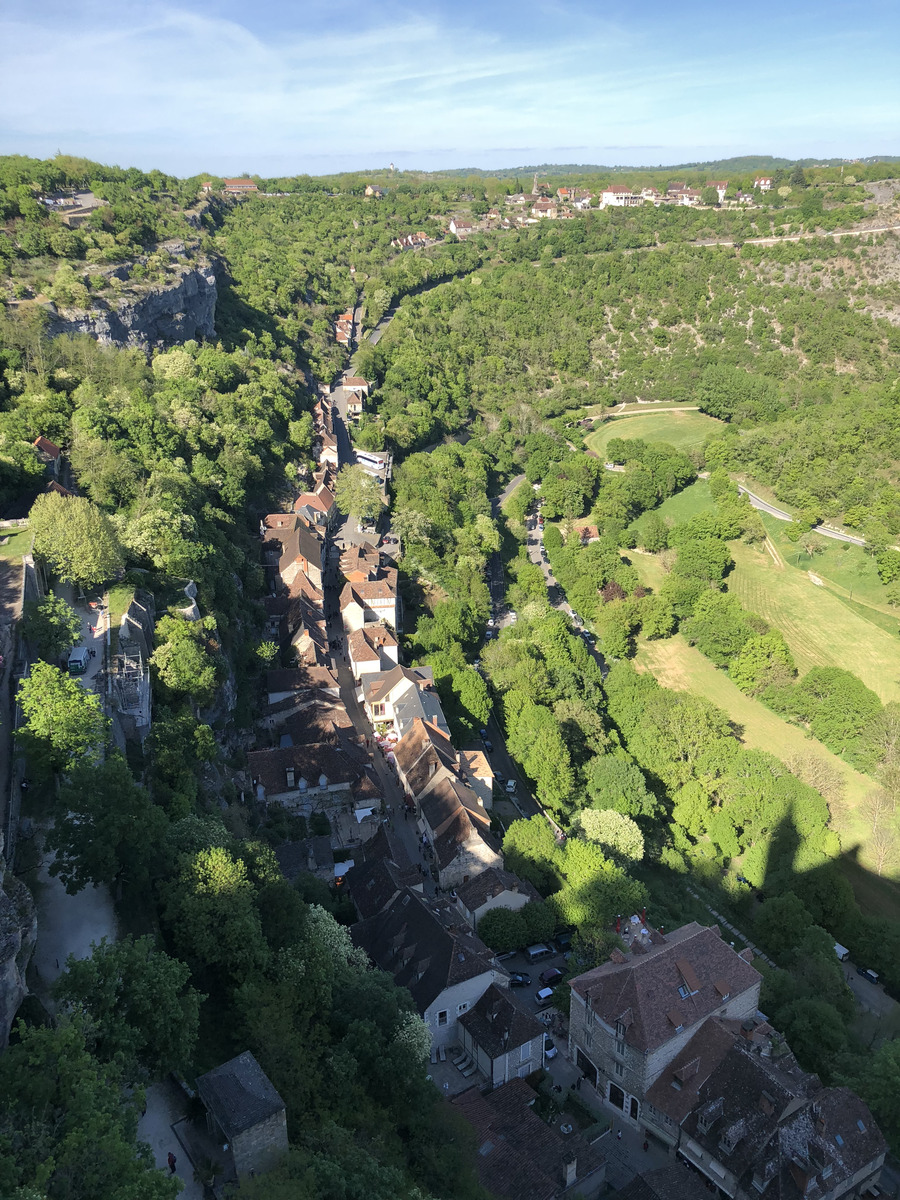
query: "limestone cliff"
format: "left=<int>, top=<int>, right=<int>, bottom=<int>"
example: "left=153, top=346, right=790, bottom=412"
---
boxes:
left=46, top=260, right=218, bottom=351
left=0, top=831, right=37, bottom=1048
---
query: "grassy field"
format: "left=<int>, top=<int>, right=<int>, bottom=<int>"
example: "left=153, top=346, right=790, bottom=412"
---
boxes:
left=635, top=634, right=900, bottom=911
left=0, top=526, right=33, bottom=563
left=728, top=538, right=900, bottom=704
left=655, top=479, right=715, bottom=526
left=586, top=410, right=725, bottom=456
left=762, top=514, right=896, bottom=613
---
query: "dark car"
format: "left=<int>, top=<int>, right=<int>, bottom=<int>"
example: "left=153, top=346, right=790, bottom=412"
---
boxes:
left=539, top=967, right=563, bottom=986
left=554, top=931, right=573, bottom=954
left=857, top=966, right=879, bottom=984
left=483, top=740, right=493, bottom=753
left=480, top=728, right=489, bottom=739
left=508, top=972, right=531, bottom=987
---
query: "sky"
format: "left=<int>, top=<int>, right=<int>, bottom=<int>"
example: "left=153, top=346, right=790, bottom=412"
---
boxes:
left=1, top=0, right=899, bottom=177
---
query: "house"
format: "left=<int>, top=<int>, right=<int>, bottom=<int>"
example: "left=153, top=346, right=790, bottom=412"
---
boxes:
left=200, top=181, right=214, bottom=193
left=346, top=828, right=423, bottom=920
left=293, top=485, right=338, bottom=533
left=648, top=1018, right=887, bottom=1199
left=347, top=623, right=399, bottom=680
left=567, top=919, right=761, bottom=1126
left=364, top=184, right=385, bottom=197
left=419, top=775, right=502, bottom=890
left=458, top=985, right=546, bottom=1085
left=641, top=187, right=661, bottom=201
left=452, top=1078, right=606, bottom=1200
left=453, top=866, right=540, bottom=930
left=340, top=578, right=398, bottom=633
left=262, top=513, right=325, bottom=591
left=612, top=1163, right=701, bottom=1200
left=343, top=376, right=370, bottom=396
left=361, top=665, right=450, bottom=738
left=275, top=835, right=335, bottom=883
left=449, top=218, right=474, bottom=237
left=458, top=748, right=494, bottom=811
left=196, top=1052, right=288, bottom=1182
left=222, top=178, right=259, bottom=194
left=353, top=888, right=500, bottom=1048
left=706, top=180, right=728, bottom=202
left=248, top=741, right=361, bottom=808
left=677, top=189, right=702, bottom=206
left=531, top=198, right=558, bottom=218
left=340, top=543, right=383, bottom=582
left=392, top=717, right=459, bottom=804
left=754, top=176, right=774, bottom=191
left=266, top=667, right=339, bottom=706
left=600, top=186, right=643, bottom=208
left=33, top=436, right=61, bottom=477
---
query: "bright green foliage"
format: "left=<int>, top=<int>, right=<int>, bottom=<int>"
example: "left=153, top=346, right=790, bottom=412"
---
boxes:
left=17, top=660, right=108, bottom=768
left=766, top=666, right=883, bottom=763
left=52, top=936, right=202, bottom=1079
left=334, top=463, right=385, bottom=523
left=754, top=893, right=814, bottom=958
left=681, top=591, right=766, bottom=667
left=47, top=753, right=167, bottom=894
left=22, top=591, right=82, bottom=660
left=729, top=631, right=796, bottom=694
left=151, top=614, right=218, bottom=705
left=578, top=808, right=644, bottom=862
left=0, top=1017, right=178, bottom=1200
left=29, top=491, right=124, bottom=587
left=582, top=754, right=660, bottom=819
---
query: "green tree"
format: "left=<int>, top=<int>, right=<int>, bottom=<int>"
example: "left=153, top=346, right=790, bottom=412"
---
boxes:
left=335, top=463, right=385, bottom=523
left=0, top=1017, right=178, bottom=1200
left=52, top=936, right=202, bottom=1079
left=151, top=615, right=218, bottom=706
left=29, top=491, right=124, bottom=587
left=22, top=592, right=82, bottom=660
left=17, top=660, right=108, bottom=769
left=477, top=907, right=527, bottom=952
left=842, top=1040, right=900, bottom=1148
left=583, top=754, right=660, bottom=819
left=577, top=808, right=644, bottom=862
left=753, top=892, right=813, bottom=958
left=46, top=754, right=167, bottom=894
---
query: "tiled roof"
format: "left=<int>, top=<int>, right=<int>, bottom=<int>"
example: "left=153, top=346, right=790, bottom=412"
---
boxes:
left=362, top=665, right=433, bottom=704
left=352, top=889, right=495, bottom=1012
left=459, top=984, right=544, bottom=1059
left=340, top=579, right=396, bottom=607
left=248, top=742, right=359, bottom=794
left=459, top=749, right=492, bottom=780
left=393, top=718, right=457, bottom=790
left=196, top=1052, right=284, bottom=1140
left=454, top=866, right=540, bottom=913
left=568, top=923, right=760, bottom=1054
left=644, top=1015, right=741, bottom=1123
left=452, top=1078, right=605, bottom=1200
left=613, top=1163, right=702, bottom=1200
left=33, top=435, right=61, bottom=458
left=266, top=667, right=338, bottom=697
left=348, top=624, right=398, bottom=664
left=346, top=849, right=421, bottom=921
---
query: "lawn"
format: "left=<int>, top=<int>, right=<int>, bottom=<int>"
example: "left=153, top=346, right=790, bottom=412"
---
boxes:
left=635, top=634, right=900, bottom=914
left=586, top=410, right=725, bottom=456
left=728, top=538, right=900, bottom=705
left=0, top=526, right=33, bottom=563
left=655, top=479, right=715, bottom=526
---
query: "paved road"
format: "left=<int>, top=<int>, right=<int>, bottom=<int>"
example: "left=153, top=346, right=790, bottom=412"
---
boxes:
left=736, top=486, right=866, bottom=546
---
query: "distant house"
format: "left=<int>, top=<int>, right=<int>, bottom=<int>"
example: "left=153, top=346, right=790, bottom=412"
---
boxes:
left=248, top=741, right=360, bottom=808
left=453, top=866, right=540, bottom=930
left=262, top=513, right=325, bottom=590
left=33, top=436, right=61, bottom=478
left=196, top=1052, right=288, bottom=1182
left=200, top=181, right=214, bottom=193
left=754, top=176, right=774, bottom=191
left=223, top=178, right=259, bottom=194
left=365, top=184, right=385, bottom=198
left=449, top=218, right=475, bottom=237
left=531, top=198, right=558, bottom=219
left=343, top=376, right=371, bottom=396
left=706, top=180, right=728, bottom=202
left=452, top=1078, right=606, bottom=1200
left=677, top=189, right=702, bottom=206
left=293, top=485, right=338, bottom=534
left=458, top=985, right=546, bottom=1085
left=340, top=543, right=383, bottom=582
left=600, top=185, right=642, bottom=208
left=641, top=186, right=661, bottom=201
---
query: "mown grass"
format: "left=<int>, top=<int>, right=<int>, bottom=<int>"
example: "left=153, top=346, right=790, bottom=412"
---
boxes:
left=0, top=526, right=33, bottom=563
left=655, top=479, right=715, bottom=525
left=586, top=409, right=725, bottom=456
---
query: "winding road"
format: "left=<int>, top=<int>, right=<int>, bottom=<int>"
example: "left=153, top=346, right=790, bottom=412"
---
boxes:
left=736, top=485, right=866, bottom=546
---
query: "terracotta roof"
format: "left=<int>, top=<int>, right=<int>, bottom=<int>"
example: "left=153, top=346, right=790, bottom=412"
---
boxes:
left=340, top=579, right=396, bottom=607
left=280, top=701, right=354, bottom=746
left=452, top=1078, right=605, bottom=1200
left=459, top=748, right=492, bottom=780
left=568, top=923, right=761, bottom=1055
left=645, top=1016, right=741, bottom=1124
left=353, top=888, right=495, bottom=1012
left=454, top=867, right=540, bottom=914
left=362, top=664, right=434, bottom=704
left=393, top=718, right=457, bottom=792
left=46, top=480, right=75, bottom=497
left=33, top=435, right=61, bottom=458
left=459, top=984, right=544, bottom=1059
left=348, top=624, right=398, bottom=664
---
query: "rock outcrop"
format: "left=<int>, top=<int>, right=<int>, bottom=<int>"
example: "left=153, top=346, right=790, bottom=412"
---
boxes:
left=0, top=831, right=37, bottom=1048
left=46, top=261, right=218, bottom=351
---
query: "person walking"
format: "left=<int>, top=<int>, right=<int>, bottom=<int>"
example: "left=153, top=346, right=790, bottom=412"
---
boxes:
left=167, top=1152, right=177, bottom=1174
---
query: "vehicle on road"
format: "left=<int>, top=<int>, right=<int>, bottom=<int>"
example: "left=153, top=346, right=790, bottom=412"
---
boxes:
left=67, top=646, right=90, bottom=676
left=539, top=967, right=563, bottom=986
left=834, top=942, right=850, bottom=962
left=483, top=740, right=493, bottom=753
left=543, top=1036, right=558, bottom=1060
left=505, top=779, right=517, bottom=794
left=535, top=986, right=555, bottom=1007
left=480, top=728, right=488, bottom=739
left=526, top=944, right=554, bottom=964
left=554, top=932, right=573, bottom=953
left=857, top=967, right=879, bottom=984
left=508, top=972, right=531, bottom=987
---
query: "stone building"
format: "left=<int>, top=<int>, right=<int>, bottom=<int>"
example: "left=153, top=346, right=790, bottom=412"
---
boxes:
left=196, top=1051, right=288, bottom=1181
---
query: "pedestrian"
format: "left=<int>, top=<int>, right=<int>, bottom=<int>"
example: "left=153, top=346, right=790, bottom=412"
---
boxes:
left=616, top=1130, right=622, bottom=1141
left=89, top=649, right=96, bottom=659
left=167, top=1152, right=177, bottom=1174
left=643, top=1140, right=649, bottom=1152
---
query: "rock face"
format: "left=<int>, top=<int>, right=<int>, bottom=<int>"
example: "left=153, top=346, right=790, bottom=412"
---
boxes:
left=0, top=831, right=37, bottom=1048
left=46, top=261, right=218, bottom=350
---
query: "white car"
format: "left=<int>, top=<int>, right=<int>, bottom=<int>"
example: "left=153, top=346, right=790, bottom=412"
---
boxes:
left=505, top=779, right=517, bottom=795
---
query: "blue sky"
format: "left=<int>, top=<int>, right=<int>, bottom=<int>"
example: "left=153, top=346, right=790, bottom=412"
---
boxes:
left=1, top=0, right=898, bottom=175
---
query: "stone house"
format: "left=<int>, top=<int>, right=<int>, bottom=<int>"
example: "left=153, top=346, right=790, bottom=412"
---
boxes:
left=567, top=920, right=761, bottom=1127
left=347, top=623, right=399, bottom=680
left=419, top=776, right=502, bottom=890
left=222, top=179, right=259, bottom=194
left=754, top=176, right=774, bottom=191
left=353, top=888, right=500, bottom=1049
left=360, top=665, right=450, bottom=738
left=265, top=667, right=339, bottom=706
left=452, top=1077, right=606, bottom=1200
left=339, top=578, right=399, bottom=632
left=453, top=866, right=540, bottom=930
left=457, top=984, right=546, bottom=1086
left=196, top=1051, right=287, bottom=1181
left=706, top=180, right=728, bottom=202
left=457, top=748, right=494, bottom=811
left=600, top=186, right=643, bottom=207
left=32, top=436, right=61, bottom=478
left=262, top=513, right=325, bottom=591
left=248, top=742, right=360, bottom=808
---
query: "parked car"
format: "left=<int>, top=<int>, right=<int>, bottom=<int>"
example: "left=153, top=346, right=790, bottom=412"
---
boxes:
left=535, top=986, right=555, bottom=1007
left=857, top=966, right=880, bottom=984
left=496, top=949, right=517, bottom=962
left=508, top=972, right=531, bottom=988
left=480, top=728, right=489, bottom=739
left=540, top=967, right=563, bottom=986
left=505, top=779, right=517, bottom=794
left=554, top=931, right=573, bottom=954
left=483, top=740, right=493, bottom=753
left=543, top=1036, right=558, bottom=1060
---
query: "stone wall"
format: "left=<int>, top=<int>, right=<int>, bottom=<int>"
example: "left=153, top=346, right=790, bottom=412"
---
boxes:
left=231, top=1109, right=289, bottom=1180
left=0, top=831, right=37, bottom=1049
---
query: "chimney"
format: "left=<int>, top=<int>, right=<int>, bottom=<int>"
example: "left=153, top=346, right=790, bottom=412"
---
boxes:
left=563, top=1158, right=577, bottom=1188
left=286, top=767, right=296, bottom=788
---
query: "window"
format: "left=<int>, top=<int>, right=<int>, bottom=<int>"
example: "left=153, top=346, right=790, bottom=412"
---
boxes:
left=678, top=984, right=691, bottom=1000
left=615, top=1061, right=625, bottom=1078
left=615, top=1039, right=626, bottom=1058
left=520, top=1043, right=530, bottom=1063
left=457, top=1002, right=469, bottom=1015
left=437, top=1010, right=448, bottom=1027
left=583, top=1029, right=593, bottom=1047
left=372, top=703, right=385, bottom=717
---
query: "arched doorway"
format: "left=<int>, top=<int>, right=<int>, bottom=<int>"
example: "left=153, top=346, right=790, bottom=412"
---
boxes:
left=608, top=1084, right=625, bottom=1111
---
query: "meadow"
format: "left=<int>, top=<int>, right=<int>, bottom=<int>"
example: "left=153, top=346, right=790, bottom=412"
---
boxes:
left=586, top=409, right=725, bottom=457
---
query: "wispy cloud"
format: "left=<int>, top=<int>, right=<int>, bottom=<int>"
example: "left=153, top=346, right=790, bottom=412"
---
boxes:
left=1, top=0, right=897, bottom=173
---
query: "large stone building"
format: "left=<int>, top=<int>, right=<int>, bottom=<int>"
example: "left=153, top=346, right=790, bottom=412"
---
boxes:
left=196, top=1051, right=288, bottom=1181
